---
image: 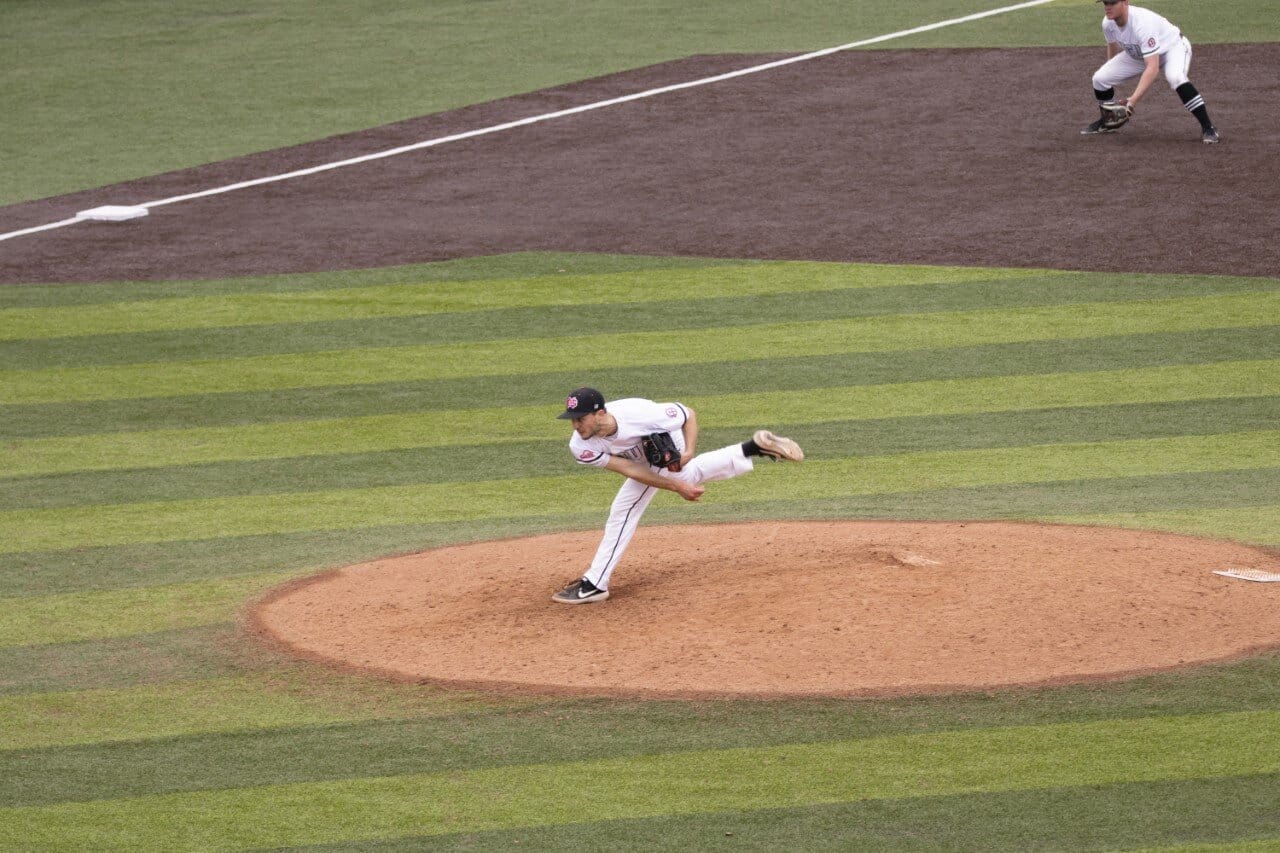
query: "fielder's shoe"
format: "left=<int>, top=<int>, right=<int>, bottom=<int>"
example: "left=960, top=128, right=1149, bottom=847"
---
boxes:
left=1202, top=126, right=1220, bottom=144
left=1080, top=117, right=1118, bottom=135
left=753, top=429, right=805, bottom=462
left=552, top=578, right=609, bottom=604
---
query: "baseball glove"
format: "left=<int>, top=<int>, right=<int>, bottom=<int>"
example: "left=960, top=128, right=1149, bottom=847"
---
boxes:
left=1099, top=99, right=1134, bottom=130
left=641, top=431, right=682, bottom=471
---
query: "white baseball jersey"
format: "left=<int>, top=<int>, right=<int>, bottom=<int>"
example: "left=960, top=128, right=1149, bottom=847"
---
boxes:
left=1103, top=5, right=1181, bottom=62
left=569, top=398, right=690, bottom=468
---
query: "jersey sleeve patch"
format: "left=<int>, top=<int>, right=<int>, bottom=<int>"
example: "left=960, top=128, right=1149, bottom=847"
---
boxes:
left=575, top=449, right=607, bottom=466
left=653, top=402, right=688, bottom=432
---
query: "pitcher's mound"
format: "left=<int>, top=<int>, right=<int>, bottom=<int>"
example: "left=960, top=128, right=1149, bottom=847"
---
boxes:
left=252, top=520, right=1280, bottom=698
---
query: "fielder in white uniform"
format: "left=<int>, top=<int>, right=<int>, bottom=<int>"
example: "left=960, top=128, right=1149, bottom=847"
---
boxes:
left=1081, top=0, right=1219, bottom=143
left=551, top=386, right=803, bottom=604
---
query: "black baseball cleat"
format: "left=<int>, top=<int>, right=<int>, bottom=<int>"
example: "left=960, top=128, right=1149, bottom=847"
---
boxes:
left=1080, top=117, right=1118, bottom=135
left=1202, top=126, right=1221, bottom=144
left=552, top=578, right=609, bottom=604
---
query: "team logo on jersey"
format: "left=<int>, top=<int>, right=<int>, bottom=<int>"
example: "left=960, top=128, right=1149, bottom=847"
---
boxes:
left=1147, top=37, right=1156, bottom=47
left=578, top=449, right=596, bottom=461
left=566, top=395, right=579, bottom=409
left=666, top=406, right=678, bottom=418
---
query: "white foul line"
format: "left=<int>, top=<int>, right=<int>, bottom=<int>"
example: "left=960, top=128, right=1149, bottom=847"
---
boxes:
left=0, top=0, right=1054, bottom=244
left=1, top=217, right=86, bottom=242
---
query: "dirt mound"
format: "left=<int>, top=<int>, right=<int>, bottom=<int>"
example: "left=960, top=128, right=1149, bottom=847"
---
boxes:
left=252, top=520, right=1280, bottom=698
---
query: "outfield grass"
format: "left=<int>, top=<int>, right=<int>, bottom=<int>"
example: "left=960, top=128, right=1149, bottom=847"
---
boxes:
left=4, top=712, right=1279, bottom=847
left=2, top=251, right=1278, bottom=848
left=7, top=360, right=1274, bottom=477
left=4, top=0, right=1280, bottom=848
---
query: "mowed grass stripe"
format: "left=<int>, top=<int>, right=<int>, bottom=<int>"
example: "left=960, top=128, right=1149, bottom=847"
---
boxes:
left=0, top=626, right=268, bottom=696
left=7, top=360, right=1273, bottom=479
left=0, top=514, right=610, bottom=598
left=4, top=292, right=1274, bottom=405
left=0, top=675, right=400, bottom=752
left=10, top=326, right=1277, bottom=440
left=0, top=573, right=292, bottom=648
left=13, top=398, right=1277, bottom=512
left=0, top=254, right=734, bottom=310
left=1, top=712, right=1276, bottom=848
left=1139, top=842, right=1280, bottom=853
left=303, top=773, right=1280, bottom=852
left=0, top=262, right=1036, bottom=341
left=9, top=664, right=1280, bottom=810
left=2, top=431, right=1273, bottom=555
left=9, top=275, right=1270, bottom=372
left=1054, top=506, right=1280, bottom=546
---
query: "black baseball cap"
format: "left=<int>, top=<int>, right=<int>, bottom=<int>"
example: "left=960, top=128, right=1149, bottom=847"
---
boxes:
left=557, top=386, right=606, bottom=419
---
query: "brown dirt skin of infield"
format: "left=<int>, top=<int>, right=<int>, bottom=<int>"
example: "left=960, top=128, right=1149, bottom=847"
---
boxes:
left=4, top=45, right=1279, bottom=283
left=251, top=520, right=1280, bottom=700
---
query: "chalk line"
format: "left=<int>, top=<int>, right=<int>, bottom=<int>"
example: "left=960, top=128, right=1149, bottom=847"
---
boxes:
left=0, top=0, right=1055, bottom=244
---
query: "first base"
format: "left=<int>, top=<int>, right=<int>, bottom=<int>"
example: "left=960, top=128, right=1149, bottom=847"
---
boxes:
left=76, top=205, right=149, bottom=222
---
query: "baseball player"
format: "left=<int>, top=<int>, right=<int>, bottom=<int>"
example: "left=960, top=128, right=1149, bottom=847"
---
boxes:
left=551, top=386, right=803, bottom=604
left=1081, top=0, right=1220, bottom=143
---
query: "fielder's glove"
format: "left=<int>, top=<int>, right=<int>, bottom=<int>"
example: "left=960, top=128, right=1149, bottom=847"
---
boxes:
left=641, top=432, right=682, bottom=471
left=1099, top=99, right=1134, bottom=130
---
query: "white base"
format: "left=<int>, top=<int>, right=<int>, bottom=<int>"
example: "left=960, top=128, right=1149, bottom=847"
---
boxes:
left=76, top=205, right=149, bottom=222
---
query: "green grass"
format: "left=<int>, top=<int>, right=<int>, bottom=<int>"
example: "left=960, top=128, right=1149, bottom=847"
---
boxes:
left=0, top=626, right=268, bottom=695
left=0, top=261, right=1033, bottom=341
left=6, top=360, right=1274, bottom=477
left=4, top=0, right=1280, bottom=848
left=0, top=573, right=293, bottom=647
left=4, top=651, right=1279, bottom=805
left=1, top=674, right=395, bottom=750
left=1, top=252, right=1278, bottom=850
left=288, top=774, right=1280, bottom=851
left=4, top=712, right=1279, bottom=847
left=7, top=323, right=1277, bottom=439
left=5, top=430, right=1275, bottom=554
left=3, top=271, right=1268, bottom=370
left=6, top=292, right=1276, bottom=405
left=1062, top=505, right=1280, bottom=544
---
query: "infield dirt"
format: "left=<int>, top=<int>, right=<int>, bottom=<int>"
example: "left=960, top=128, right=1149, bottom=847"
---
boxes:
left=3, top=45, right=1277, bottom=282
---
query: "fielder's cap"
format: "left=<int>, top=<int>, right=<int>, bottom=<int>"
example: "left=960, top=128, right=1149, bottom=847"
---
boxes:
left=557, top=386, right=606, bottom=419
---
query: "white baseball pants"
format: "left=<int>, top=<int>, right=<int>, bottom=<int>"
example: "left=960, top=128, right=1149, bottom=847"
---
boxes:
left=1092, top=36, right=1193, bottom=92
left=583, top=444, right=754, bottom=590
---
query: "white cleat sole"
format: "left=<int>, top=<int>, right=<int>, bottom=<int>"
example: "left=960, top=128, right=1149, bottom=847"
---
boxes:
left=753, top=429, right=804, bottom=462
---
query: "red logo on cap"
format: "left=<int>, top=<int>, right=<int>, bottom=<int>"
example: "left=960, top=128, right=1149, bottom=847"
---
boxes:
left=566, top=395, right=579, bottom=409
